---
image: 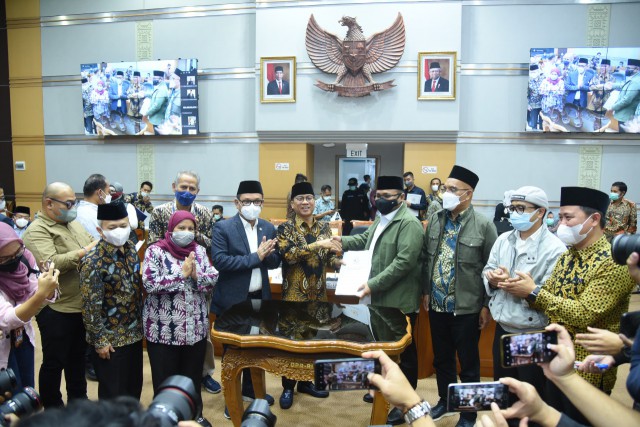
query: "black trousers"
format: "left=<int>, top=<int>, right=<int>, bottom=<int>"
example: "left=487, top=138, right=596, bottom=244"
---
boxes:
left=35, top=306, right=87, bottom=408
left=91, top=340, right=143, bottom=400
left=400, top=312, right=419, bottom=389
left=429, top=310, right=481, bottom=421
left=147, top=338, right=207, bottom=399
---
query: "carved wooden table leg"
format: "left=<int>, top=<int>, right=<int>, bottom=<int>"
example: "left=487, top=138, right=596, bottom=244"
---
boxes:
left=250, top=367, right=266, bottom=399
left=221, top=349, right=251, bottom=427
left=371, top=391, right=391, bottom=425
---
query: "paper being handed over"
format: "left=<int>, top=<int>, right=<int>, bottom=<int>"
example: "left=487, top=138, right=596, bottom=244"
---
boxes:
left=336, top=250, right=372, bottom=304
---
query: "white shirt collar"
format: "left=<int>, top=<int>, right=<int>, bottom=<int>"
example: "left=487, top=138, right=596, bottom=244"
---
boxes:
left=379, top=206, right=401, bottom=225
left=239, top=214, right=257, bottom=230
left=516, top=223, right=543, bottom=243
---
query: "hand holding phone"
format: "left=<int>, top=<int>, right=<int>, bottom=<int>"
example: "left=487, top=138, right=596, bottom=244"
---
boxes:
left=447, top=381, right=509, bottom=412
left=501, top=330, right=557, bottom=368
left=314, top=358, right=380, bottom=392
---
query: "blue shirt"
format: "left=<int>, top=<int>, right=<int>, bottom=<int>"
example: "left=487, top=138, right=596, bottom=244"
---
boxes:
left=313, top=197, right=335, bottom=222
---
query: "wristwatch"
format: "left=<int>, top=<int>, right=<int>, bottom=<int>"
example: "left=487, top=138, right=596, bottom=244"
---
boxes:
left=404, top=400, right=431, bottom=425
left=526, top=285, right=541, bottom=303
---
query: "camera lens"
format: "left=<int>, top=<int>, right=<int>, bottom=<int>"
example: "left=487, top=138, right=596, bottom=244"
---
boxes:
left=146, top=375, right=201, bottom=427
left=612, top=234, right=640, bottom=266
left=0, top=369, right=17, bottom=395
left=0, top=387, right=42, bottom=419
left=241, top=399, right=277, bottom=427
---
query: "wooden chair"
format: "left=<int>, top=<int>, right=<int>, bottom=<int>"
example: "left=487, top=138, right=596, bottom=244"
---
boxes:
left=269, top=218, right=288, bottom=227
left=329, top=220, right=343, bottom=236
left=351, top=220, right=373, bottom=228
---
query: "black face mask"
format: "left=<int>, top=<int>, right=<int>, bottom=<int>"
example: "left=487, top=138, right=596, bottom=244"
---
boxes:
left=0, top=256, right=23, bottom=273
left=376, top=198, right=398, bottom=215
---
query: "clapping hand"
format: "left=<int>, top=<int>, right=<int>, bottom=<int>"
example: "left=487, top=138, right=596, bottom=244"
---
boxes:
left=257, top=236, right=277, bottom=261
left=485, top=266, right=510, bottom=287
left=498, top=271, right=536, bottom=298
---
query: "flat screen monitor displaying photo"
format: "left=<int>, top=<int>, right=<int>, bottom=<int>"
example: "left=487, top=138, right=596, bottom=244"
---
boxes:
left=80, top=58, right=199, bottom=136
left=526, top=47, right=639, bottom=134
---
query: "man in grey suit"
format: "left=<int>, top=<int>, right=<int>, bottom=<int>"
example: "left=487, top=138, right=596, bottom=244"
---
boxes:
left=211, top=180, right=280, bottom=418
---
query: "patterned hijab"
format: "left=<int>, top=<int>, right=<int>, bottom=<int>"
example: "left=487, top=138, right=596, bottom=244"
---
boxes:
left=153, top=210, right=198, bottom=260
left=0, top=222, right=36, bottom=302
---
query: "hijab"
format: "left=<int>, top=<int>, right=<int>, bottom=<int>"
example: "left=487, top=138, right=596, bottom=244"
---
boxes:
left=153, top=210, right=198, bottom=260
left=0, top=222, right=36, bottom=302
left=547, top=68, right=561, bottom=84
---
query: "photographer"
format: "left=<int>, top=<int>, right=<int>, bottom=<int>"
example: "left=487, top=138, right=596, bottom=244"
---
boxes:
left=0, top=223, right=58, bottom=390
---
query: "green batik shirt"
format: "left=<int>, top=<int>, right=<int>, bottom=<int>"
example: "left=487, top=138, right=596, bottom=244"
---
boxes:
left=79, top=239, right=143, bottom=349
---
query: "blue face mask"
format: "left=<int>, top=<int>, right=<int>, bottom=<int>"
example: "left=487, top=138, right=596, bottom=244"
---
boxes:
left=175, top=191, right=196, bottom=206
left=509, top=209, right=539, bottom=232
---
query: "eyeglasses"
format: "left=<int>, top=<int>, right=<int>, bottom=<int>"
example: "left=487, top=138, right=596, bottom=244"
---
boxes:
left=0, top=245, right=25, bottom=265
left=442, top=186, right=472, bottom=194
left=293, top=196, right=315, bottom=203
left=238, top=199, right=264, bottom=207
left=507, top=205, right=538, bottom=215
left=375, top=192, right=403, bottom=201
left=48, top=198, right=79, bottom=210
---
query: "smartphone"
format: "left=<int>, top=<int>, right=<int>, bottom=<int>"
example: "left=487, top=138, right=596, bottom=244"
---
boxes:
left=447, top=381, right=509, bottom=412
left=620, top=311, right=640, bottom=339
left=314, top=358, right=380, bottom=391
left=501, top=330, right=557, bottom=368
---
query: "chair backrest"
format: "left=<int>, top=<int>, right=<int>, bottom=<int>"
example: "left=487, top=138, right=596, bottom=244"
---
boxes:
left=329, top=220, right=343, bottom=236
left=269, top=218, right=288, bottom=227
left=350, top=225, right=369, bottom=236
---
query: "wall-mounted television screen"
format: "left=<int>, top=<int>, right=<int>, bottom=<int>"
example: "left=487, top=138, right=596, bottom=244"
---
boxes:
left=526, top=48, right=639, bottom=134
left=80, top=58, right=198, bottom=136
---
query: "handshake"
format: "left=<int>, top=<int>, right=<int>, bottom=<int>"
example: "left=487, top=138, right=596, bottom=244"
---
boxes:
left=314, top=236, right=343, bottom=252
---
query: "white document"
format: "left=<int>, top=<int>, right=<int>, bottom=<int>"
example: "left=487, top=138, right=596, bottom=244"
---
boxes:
left=407, top=193, right=421, bottom=216
left=336, top=250, right=372, bottom=304
left=340, top=304, right=371, bottom=325
left=268, top=267, right=282, bottom=284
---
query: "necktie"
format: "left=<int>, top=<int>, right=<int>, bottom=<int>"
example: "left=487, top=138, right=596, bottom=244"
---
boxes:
left=431, top=80, right=436, bottom=92
left=278, top=81, right=282, bottom=94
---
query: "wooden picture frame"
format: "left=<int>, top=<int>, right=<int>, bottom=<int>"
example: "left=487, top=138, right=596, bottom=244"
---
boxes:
left=418, top=51, right=457, bottom=100
left=260, top=56, right=296, bottom=103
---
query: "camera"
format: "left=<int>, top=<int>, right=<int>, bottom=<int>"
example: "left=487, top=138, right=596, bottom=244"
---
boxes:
left=612, top=234, right=640, bottom=266
left=241, top=399, right=277, bottom=427
left=145, top=375, right=202, bottom=427
left=0, top=368, right=43, bottom=427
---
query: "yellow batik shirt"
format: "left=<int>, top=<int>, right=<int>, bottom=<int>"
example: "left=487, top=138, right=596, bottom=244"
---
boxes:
left=277, top=215, right=337, bottom=302
left=533, top=235, right=635, bottom=392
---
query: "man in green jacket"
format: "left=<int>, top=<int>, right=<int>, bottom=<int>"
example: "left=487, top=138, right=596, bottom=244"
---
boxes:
left=420, top=165, right=497, bottom=427
left=611, top=58, right=640, bottom=132
left=334, top=176, right=423, bottom=426
left=146, top=70, right=169, bottom=132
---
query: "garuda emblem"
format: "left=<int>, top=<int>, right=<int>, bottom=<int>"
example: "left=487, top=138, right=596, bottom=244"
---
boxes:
left=306, top=14, right=406, bottom=97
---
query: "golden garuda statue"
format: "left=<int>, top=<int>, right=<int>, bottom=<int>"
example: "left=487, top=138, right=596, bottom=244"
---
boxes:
left=305, top=14, right=406, bottom=97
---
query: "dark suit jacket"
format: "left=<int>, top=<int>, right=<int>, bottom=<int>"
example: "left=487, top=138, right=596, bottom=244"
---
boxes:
left=564, top=70, right=589, bottom=108
left=424, top=77, right=449, bottom=93
left=266, top=79, right=290, bottom=95
left=0, top=214, right=14, bottom=227
left=211, top=214, right=281, bottom=315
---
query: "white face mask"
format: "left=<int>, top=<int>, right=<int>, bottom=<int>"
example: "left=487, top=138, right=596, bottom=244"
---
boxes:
left=556, top=214, right=594, bottom=246
left=171, top=231, right=195, bottom=247
left=431, top=185, right=440, bottom=192
left=15, top=218, right=29, bottom=228
left=0, top=201, right=5, bottom=211
left=140, top=192, right=150, bottom=198
left=241, top=205, right=262, bottom=221
left=102, top=226, right=130, bottom=247
left=442, top=191, right=464, bottom=211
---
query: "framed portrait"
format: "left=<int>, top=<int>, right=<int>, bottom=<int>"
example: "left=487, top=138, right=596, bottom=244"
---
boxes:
left=260, top=56, right=296, bottom=103
left=418, top=52, right=457, bottom=100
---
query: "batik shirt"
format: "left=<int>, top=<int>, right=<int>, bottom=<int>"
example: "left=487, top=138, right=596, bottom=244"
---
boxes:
left=533, top=235, right=635, bottom=392
left=430, top=210, right=466, bottom=313
left=604, top=198, right=637, bottom=240
left=313, top=197, right=335, bottom=222
left=142, top=244, right=218, bottom=345
left=527, top=75, right=545, bottom=108
left=79, top=240, right=143, bottom=349
left=148, top=201, right=212, bottom=249
left=277, top=216, right=337, bottom=302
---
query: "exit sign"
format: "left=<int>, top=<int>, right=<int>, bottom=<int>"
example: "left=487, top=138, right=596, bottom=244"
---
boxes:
left=346, top=144, right=367, bottom=158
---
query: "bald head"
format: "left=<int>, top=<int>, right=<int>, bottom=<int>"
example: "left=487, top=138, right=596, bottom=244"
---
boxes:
left=43, top=182, right=74, bottom=203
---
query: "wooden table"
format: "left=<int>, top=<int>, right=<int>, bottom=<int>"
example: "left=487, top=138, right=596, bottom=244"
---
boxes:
left=212, top=301, right=411, bottom=427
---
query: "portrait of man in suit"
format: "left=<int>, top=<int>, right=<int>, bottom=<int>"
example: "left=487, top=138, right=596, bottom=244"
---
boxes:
left=267, top=65, right=290, bottom=95
left=424, top=60, right=449, bottom=93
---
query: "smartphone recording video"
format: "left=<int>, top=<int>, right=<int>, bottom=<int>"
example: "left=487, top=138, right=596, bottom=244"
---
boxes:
left=447, top=381, right=508, bottom=412
left=314, top=358, right=380, bottom=391
left=501, top=330, right=557, bottom=368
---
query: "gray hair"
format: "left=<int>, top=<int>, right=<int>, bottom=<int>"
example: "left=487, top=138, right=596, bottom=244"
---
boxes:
left=174, top=170, right=200, bottom=188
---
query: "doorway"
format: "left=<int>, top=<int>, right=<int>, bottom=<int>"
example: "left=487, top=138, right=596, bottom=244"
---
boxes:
left=335, top=155, right=380, bottom=199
